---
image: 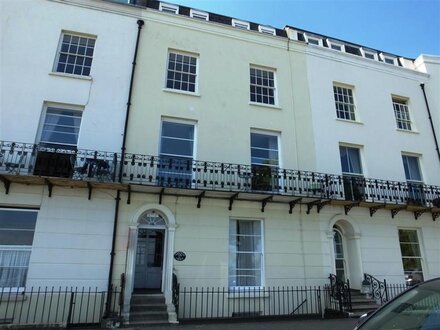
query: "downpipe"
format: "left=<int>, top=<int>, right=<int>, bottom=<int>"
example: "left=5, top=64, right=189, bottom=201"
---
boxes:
left=105, top=19, right=144, bottom=318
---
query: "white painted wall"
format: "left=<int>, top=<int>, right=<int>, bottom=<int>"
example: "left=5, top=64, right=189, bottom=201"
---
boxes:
left=1, top=0, right=140, bottom=151
left=305, top=46, right=440, bottom=185
left=0, top=185, right=116, bottom=289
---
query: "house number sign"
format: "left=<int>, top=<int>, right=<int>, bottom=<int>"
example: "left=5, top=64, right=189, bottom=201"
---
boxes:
left=174, top=251, right=186, bottom=261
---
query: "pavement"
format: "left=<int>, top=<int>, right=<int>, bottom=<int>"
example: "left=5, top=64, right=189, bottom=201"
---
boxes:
left=119, top=318, right=358, bottom=330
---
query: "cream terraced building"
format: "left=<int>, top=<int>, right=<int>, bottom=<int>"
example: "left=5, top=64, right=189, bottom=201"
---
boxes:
left=1, top=0, right=439, bottom=326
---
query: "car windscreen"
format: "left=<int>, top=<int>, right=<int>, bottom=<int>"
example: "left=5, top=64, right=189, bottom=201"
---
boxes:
left=360, top=282, right=440, bottom=330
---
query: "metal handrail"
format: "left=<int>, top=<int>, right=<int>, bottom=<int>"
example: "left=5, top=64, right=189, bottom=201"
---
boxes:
left=363, top=273, right=388, bottom=304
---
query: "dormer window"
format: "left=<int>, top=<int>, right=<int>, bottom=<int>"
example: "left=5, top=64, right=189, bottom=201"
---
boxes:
left=360, top=48, right=378, bottom=60
left=159, top=2, right=178, bottom=14
left=232, top=19, right=250, bottom=30
left=305, top=34, right=322, bottom=46
left=327, top=39, right=345, bottom=52
left=258, top=25, right=276, bottom=36
left=190, top=9, right=209, bottom=21
left=380, top=53, right=397, bottom=65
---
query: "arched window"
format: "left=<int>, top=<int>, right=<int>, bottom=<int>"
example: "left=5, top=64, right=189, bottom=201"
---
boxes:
left=333, top=226, right=346, bottom=282
left=139, top=211, right=166, bottom=226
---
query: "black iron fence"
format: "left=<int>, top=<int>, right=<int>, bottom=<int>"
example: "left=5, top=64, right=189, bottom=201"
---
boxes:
left=1, top=140, right=440, bottom=208
left=176, top=286, right=322, bottom=321
left=0, top=286, right=122, bottom=327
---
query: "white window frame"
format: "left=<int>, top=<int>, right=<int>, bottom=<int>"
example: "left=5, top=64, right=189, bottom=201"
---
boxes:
left=401, top=154, right=423, bottom=183
left=392, top=97, right=413, bottom=131
left=0, top=208, right=38, bottom=291
left=250, top=129, right=281, bottom=168
left=380, top=53, right=397, bottom=65
left=159, top=2, right=178, bottom=14
left=327, top=39, right=345, bottom=52
left=190, top=9, right=209, bottom=21
left=37, top=102, right=84, bottom=147
left=258, top=25, right=276, bottom=36
left=228, top=218, right=265, bottom=289
left=159, top=117, right=197, bottom=160
left=232, top=19, right=250, bottom=30
left=398, top=228, right=425, bottom=286
left=339, top=144, right=363, bottom=176
left=158, top=118, right=197, bottom=187
left=333, top=83, right=357, bottom=121
left=53, top=31, right=96, bottom=77
left=360, top=48, right=378, bottom=61
left=249, top=65, right=278, bottom=106
left=165, top=50, right=199, bottom=94
left=305, top=34, right=322, bottom=46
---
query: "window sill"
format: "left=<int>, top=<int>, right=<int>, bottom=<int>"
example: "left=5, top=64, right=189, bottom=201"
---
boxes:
left=335, top=118, right=364, bottom=125
left=163, top=88, right=200, bottom=97
left=49, top=72, right=93, bottom=81
left=249, top=102, right=281, bottom=110
left=396, top=128, right=419, bottom=134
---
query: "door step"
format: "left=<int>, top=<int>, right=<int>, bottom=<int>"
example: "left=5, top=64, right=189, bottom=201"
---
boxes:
left=129, top=293, right=170, bottom=326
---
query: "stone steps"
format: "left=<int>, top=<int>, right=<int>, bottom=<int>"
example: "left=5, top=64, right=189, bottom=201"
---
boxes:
left=129, top=293, right=169, bottom=326
left=348, top=290, right=379, bottom=318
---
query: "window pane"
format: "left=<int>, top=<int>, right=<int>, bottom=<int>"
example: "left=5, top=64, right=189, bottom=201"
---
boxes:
left=399, top=229, right=419, bottom=243
left=251, top=133, right=279, bottom=167
left=229, top=220, right=262, bottom=287
left=398, top=229, right=423, bottom=285
left=0, top=210, right=37, bottom=230
left=402, top=156, right=422, bottom=181
left=0, top=249, right=31, bottom=287
left=166, top=52, right=197, bottom=92
left=250, top=67, right=276, bottom=105
left=56, top=33, right=95, bottom=76
left=334, top=86, right=355, bottom=120
left=40, top=108, right=82, bottom=145
left=161, top=138, right=193, bottom=157
left=162, top=122, right=194, bottom=140
left=340, top=146, right=362, bottom=174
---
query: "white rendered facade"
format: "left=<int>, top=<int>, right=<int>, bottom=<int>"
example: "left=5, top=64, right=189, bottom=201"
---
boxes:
left=1, top=0, right=439, bottom=325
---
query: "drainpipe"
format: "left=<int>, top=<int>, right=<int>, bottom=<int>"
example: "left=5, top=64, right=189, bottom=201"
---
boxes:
left=420, top=83, right=440, bottom=164
left=105, top=19, right=144, bottom=317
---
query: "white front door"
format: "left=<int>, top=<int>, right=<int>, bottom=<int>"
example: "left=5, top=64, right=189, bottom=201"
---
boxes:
left=134, top=228, right=165, bottom=290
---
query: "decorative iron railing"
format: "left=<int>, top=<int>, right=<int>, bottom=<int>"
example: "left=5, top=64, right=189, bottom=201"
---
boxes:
left=176, top=286, right=322, bottom=320
left=0, top=141, right=119, bottom=182
left=172, top=273, right=180, bottom=316
left=363, top=273, right=388, bottom=304
left=0, top=286, right=122, bottom=327
left=1, top=140, right=440, bottom=209
left=326, top=273, right=352, bottom=313
left=363, top=273, right=410, bottom=305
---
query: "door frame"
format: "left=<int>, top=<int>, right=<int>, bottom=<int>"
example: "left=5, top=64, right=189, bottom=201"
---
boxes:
left=327, top=215, right=363, bottom=289
left=133, top=227, right=167, bottom=291
left=123, top=204, right=177, bottom=317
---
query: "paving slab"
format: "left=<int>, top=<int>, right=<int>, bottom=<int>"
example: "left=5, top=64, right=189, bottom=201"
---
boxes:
left=118, top=318, right=358, bottom=330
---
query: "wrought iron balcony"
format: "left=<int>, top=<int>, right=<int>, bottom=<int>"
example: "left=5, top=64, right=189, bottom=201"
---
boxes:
left=1, top=141, right=439, bottom=219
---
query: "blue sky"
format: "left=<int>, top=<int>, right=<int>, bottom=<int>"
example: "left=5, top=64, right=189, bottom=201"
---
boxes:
left=169, top=0, right=440, bottom=59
